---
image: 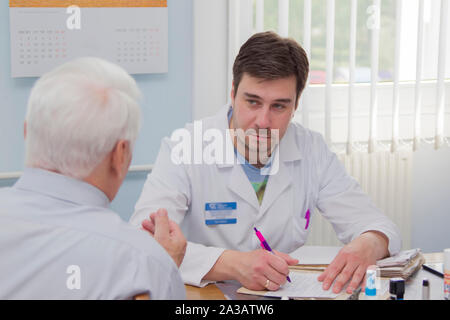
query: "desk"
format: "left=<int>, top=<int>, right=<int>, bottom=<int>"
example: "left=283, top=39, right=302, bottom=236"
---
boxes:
left=185, top=283, right=226, bottom=300
left=185, top=252, right=444, bottom=300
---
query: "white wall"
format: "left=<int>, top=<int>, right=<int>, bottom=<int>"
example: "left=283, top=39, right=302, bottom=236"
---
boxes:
left=192, top=0, right=228, bottom=120
left=411, top=144, right=450, bottom=252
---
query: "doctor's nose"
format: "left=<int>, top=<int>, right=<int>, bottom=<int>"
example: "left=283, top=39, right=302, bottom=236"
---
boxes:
left=255, top=107, right=271, bottom=130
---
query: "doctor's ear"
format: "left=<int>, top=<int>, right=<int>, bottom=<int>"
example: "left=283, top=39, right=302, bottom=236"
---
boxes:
left=230, top=82, right=236, bottom=102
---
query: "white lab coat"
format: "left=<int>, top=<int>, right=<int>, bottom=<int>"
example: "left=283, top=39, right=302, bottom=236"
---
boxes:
left=130, top=105, right=402, bottom=287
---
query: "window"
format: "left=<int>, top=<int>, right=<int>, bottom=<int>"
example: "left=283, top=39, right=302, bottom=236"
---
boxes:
left=235, top=0, right=450, bottom=151
left=193, top=0, right=449, bottom=150
left=256, top=0, right=449, bottom=83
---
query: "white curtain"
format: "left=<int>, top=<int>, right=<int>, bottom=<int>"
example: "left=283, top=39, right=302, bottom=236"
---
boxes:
left=228, top=0, right=450, bottom=155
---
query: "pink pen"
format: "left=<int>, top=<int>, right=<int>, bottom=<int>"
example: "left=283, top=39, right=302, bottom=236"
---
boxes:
left=305, top=209, right=311, bottom=230
left=254, top=227, right=291, bottom=283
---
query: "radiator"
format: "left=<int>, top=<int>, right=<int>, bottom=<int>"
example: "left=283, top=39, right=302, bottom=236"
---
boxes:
left=306, top=150, right=412, bottom=250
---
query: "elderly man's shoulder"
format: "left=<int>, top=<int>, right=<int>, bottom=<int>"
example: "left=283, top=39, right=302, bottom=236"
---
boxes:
left=84, top=207, right=172, bottom=261
left=0, top=189, right=174, bottom=269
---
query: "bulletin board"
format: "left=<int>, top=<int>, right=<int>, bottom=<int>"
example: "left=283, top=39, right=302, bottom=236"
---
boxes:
left=9, top=0, right=168, bottom=77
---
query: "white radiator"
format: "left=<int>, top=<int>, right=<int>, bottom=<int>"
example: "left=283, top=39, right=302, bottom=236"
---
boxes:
left=306, top=150, right=412, bottom=250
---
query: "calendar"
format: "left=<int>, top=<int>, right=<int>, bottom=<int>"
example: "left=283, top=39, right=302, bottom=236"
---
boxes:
left=9, top=0, right=168, bottom=78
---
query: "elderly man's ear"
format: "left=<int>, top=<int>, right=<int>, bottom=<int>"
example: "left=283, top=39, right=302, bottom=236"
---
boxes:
left=111, top=140, right=132, bottom=180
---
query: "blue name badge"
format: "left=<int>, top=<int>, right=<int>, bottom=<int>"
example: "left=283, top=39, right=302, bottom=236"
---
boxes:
left=204, top=202, right=237, bottom=225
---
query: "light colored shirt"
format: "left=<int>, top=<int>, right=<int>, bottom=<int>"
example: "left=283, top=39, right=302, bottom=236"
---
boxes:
left=236, top=150, right=269, bottom=204
left=0, top=168, right=185, bottom=300
left=229, top=107, right=271, bottom=204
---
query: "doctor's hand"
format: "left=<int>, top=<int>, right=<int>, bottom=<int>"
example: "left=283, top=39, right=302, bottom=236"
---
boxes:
left=317, top=231, right=389, bottom=294
left=230, top=249, right=298, bottom=291
left=141, top=208, right=187, bottom=268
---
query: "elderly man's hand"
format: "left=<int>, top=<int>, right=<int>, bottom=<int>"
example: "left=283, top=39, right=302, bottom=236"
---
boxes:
left=317, top=231, right=389, bottom=294
left=141, top=208, right=187, bottom=268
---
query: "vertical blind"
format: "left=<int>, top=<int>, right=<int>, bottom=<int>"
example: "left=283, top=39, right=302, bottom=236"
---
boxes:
left=228, top=0, right=450, bottom=154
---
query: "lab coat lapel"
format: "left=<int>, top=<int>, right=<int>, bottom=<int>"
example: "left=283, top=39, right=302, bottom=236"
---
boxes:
left=259, top=125, right=302, bottom=217
left=258, top=148, right=292, bottom=216
left=213, top=105, right=303, bottom=214
left=214, top=104, right=260, bottom=211
left=226, top=165, right=260, bottom=211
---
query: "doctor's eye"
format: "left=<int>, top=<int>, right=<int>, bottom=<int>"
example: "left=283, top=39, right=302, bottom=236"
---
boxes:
left=246, top=99, right=260, bottom=106
left=272, top=104, right=286, bottom=111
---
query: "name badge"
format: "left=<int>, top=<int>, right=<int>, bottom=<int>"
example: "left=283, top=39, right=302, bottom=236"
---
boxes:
left=204, top=202, right=237, bottom=225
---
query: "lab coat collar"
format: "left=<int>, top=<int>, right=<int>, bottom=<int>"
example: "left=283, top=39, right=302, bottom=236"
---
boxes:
left=214, top=104, right=303, bottom=168
left=226, top=165, right=261, bottom=211
left=14, top=168, right=110, bottom=209
left=259, top=151, right=292, bottom=217
left=211, top=104, right=301, bottom=212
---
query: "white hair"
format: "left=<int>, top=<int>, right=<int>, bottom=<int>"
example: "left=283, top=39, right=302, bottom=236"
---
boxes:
left=25, top=57, right=141, bottom=179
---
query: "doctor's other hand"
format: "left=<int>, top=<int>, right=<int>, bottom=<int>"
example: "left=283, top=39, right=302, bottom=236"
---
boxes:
left=141, top=208, right=187, bottom=268
left=317, top=231, right=389, bottom=294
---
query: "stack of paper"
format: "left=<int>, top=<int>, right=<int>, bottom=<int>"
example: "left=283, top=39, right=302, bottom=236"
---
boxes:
left=376, top=248, right=425, bottom=279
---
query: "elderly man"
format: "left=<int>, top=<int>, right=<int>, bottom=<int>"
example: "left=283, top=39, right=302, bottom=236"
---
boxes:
left=0, top=58, right=186, bottom=299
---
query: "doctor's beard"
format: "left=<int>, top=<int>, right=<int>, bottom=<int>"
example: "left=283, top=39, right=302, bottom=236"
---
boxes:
left=234, top=128, right=279, bottom=167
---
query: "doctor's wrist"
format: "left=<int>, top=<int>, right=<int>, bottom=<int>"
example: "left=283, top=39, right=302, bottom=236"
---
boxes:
left=203, top=249, right=242, bottom=282
left=361, top=230, right=390, bottom=260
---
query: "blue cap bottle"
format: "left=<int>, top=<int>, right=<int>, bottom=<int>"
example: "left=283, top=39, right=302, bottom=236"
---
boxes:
left=365, top=268, right=378, bottom=300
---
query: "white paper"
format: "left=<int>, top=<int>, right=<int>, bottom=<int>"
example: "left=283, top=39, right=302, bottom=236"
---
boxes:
left=289, top=246, right=342, bottom=265
left=264, top=272, right=390, bottom=299
left=264, top=272, right=341, bottom=299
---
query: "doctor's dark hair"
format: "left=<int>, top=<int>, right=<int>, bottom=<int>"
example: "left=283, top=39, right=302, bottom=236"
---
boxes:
left=232, top=31, right=309, bottom=103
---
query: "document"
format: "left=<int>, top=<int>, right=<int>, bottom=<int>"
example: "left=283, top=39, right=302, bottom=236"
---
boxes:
left=237, top=272, right=341, bottom=299
left=237, top=271, right=390, bottom=299
left=265, top=272, right=342, bottom=299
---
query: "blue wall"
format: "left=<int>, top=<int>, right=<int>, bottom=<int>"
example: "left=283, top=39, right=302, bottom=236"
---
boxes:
left=0, top=1, right=193, bottom=221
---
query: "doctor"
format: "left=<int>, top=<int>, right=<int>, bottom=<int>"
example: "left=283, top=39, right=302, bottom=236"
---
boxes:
left=131, top=31, right=401, bottom=294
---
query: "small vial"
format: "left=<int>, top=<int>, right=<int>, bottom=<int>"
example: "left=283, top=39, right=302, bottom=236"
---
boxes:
left=389, top=277, right=405, bottom=300
left=365, top=265, right=378, bottom=300
left=422, top=279, right=430, bottom=300
left=444, top=248, right=450, bottom=300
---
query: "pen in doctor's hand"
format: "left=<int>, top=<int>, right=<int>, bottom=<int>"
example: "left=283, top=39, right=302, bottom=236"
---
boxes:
left=253, top=227, right=292, bottom=283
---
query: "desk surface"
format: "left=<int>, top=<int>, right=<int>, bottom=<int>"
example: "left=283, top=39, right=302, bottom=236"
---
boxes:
left=185, top=283, right=226, bottom=300
left=185, top=252, right=444, bottom=300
